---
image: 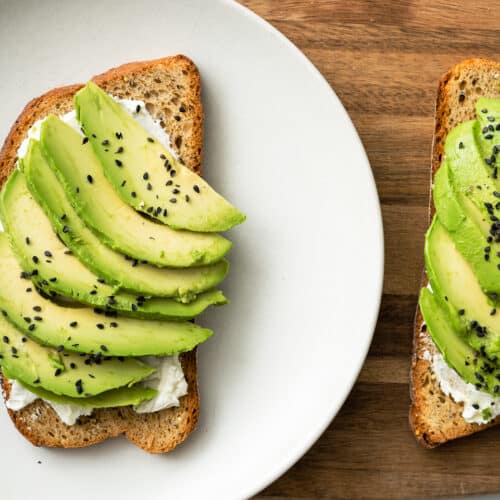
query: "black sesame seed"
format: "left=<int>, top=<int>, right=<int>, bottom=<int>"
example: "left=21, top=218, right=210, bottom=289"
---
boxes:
left=179, top=106, right=186, bottom=113
left=488, top=116, right=496, bottom=122
left=2, top=336, right=8, bottom=344
left=475, top=372, right=485, bottom=382
left=100, top=345, right=108, bottom=352
left=87, top=174, right=93, bottom=184
left=76, top=187, right=80, bottom=193
left=136, top=104, right=141, bottom=113
left=174, top=115, right=180, bottom=121
left=147, top=137, right=154, bottom=143
left=170, top=170, right=176, bottom=178
left=169, top=198, right=177, bottom=203
left=96, top=323, right=104, bottom=330
left=131, top=304, right=137, bottom=311
left=57, top=345, right=63, bottom=352
left=147, top=207, right=154, bottom=214
left=143, top=172, right=149, bottom=180
left=482, top=108, right=488, bottom=113
left=155, top=207, right=162, bottom=216
left=25, top=236, right=30, bottom=245
left=458, top=309, right=465, bottom=316
left=472, top=403, right=480, bottom=410
left=115, top=159, right=122, bottom=167
left=110, top=322, right=118, bottom=328
left=75, top=379, right=83, bottom=394
left=49, top=277, right=57, bottom=283
left=34, top=316, right=42, bottom=321
left=486, top=134, right=494, bottom=140
left=25, top=288, right=32, bottom=292
left=82, top=137, right=89, bottom=145
left=116, top=132, right=123, bottom=139
left=491, top=308, right=497, bottom=316
left=160, top=154, right=166, bottom=160
left=21, top=337, right=27, bottom=343
left=163, top=208, right=168, bottom=217
left=193, top=184, right=200, bottom=193
left=23, top=317, right=31, bottom=323
left=10, top=347, right=16, bottom=355
left=131, top=191, right=137, bottom=198
left=147, top=182, right=152, bottom=190
left=28, top=324, right=35, bottom=331
left=90, top=290, right=97, bottom=295
left=116, top=146, right=124, bottom=154
left=32, top=256, right=39, bottom=264
left=172, top=188, right=180, bottom=194
left=44, top=250, right=53, bottom=258
left=185, top=194, right=190, bottom=202
left=54, top=368, right=62, bottom=377
left=101, top=139, right=110, bottom=146
left=62, top=225, right=69, bottom=233
left=70, top=363, right=76, bottom=369
left=166, top=180, right=173, bottom=186
left=70, top=321, right=78, bottom=327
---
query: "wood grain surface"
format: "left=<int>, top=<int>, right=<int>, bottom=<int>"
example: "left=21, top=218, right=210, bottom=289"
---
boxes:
left=241, top=1, right=500, bottom=498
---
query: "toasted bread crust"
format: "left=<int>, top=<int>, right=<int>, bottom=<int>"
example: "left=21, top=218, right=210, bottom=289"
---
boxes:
left=410, top=59, right=500, bottom=447
left=0, top=55, right=204, bottom=453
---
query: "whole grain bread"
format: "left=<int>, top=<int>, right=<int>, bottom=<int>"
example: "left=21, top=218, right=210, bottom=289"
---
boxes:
left=0, top=55, right=204, bottom=453
left=410, top=58, right=500, bottom=448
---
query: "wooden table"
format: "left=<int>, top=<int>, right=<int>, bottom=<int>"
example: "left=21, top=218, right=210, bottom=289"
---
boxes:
left=241, top=1, right=500, bottom=498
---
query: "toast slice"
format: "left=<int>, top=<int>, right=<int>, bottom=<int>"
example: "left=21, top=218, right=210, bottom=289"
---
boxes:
left=410, top=59, right=500, bottom=447
left=0, top=55, right=204, bottom=453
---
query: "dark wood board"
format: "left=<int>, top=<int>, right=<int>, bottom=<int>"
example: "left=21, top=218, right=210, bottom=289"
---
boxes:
left=240, top=1, right=500, bottom=498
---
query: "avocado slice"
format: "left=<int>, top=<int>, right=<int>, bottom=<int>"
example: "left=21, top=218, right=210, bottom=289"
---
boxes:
left=40, top=115, right=232, bottom=267
left=433, top=161, right=500, bottom=298
left=21, top=140, right=229, bottom=301
left=0, top=233, right=213, bottom=356
left=419, top=287, right=500, bottom=396
left=75, top=82, right=245, bottom=232
left=475, top=97, right=500, bottom=163
left=425, top=216, right=500, bottom=356
left=3, top=371, right=157, bottom=408
left=0, top=170, right=227, bottom=319
left=0, top=312, right=154, bottom=398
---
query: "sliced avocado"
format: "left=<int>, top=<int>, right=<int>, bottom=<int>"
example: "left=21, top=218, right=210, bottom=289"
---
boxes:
left=433, top=161, right=500, bottom=297
left=425, top=217, right=500, bottom=356
left=0, top=312, right=154, bottom=398
left=22, top=140, right=229, bottom=301
left=75, top=82, right=245, bottom=232
left=0, top=170, right=227, bottom=319
left=0, top=233, right=213, bottom=356
left=1, top=170, right=228, bottom=318
left=40, top=116, right=232, bottom=267
left=419, top=287, right=500, bottom=396
left=475, top=97, right=500, bottom=163
left=3, top=372, right=157, bottom=408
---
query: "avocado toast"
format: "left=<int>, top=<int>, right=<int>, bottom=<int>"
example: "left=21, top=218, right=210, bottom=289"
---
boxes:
left=411, top=59, right=500, bottom=447
left=0, top=55, right=244, bottom=452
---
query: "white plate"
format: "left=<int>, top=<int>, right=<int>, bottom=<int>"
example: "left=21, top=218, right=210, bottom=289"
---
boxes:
left=0, top=0, right=383, bottom=498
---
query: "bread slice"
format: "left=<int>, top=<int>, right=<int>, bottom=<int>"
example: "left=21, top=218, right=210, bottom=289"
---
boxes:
left=0, top=55, right=204, bottom=453
left=410, top=59, right=500, bottom=447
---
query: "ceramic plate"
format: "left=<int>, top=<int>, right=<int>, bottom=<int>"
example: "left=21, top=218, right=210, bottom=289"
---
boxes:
left=0, top=0, right=383, bottom=498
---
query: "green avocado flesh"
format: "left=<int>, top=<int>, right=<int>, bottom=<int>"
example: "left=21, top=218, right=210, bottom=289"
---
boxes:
left=22, top=140, right=229, bottom=301
left=0, top=170, right=227, bottom=319
left=0, top=312, right=154, bottom=398
left=40, top=115, right=232, bottom=267
left=433, top=161, right=500, bottom=298
left=0, top=233, right=213, bottom=356
left=75, top=82, right=245, bottom=232
left=3, top=371, right=157, bottom=408
left=425, top=217, right=500, bottom=357
left=419, top=287, right=500, bottom=396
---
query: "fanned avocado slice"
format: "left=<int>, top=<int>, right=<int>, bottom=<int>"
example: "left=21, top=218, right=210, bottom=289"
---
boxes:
left=0, top=312, right=154, bottom=398
left=425, top=217, right=500, bottom=357
left=75, top=82, right=245, bottom=232
left=433, top=160, right=500, bottom=298
left=0, top=233, right=213, bottom=356
left=419, top=287, right=500, bottom=396
left=0, top=170, right=228, bottom=319
left=3, top=371, right=157, bottom=408
left=40, top=115, right=232, bottom=267
left=21, top=140, right=229, bottom=301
